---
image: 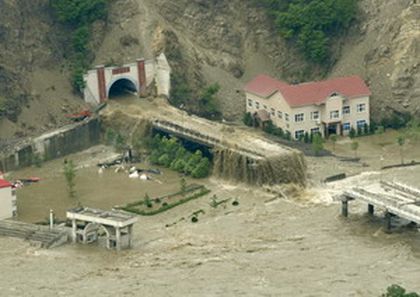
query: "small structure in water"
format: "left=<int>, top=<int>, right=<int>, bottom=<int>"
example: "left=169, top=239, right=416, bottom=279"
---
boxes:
left=66, top=207, right=138, bottom=251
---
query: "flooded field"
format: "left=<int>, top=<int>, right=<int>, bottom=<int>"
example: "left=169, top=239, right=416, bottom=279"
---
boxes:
left=1, top=144, right=420, bottom=296
left=10, top=146, right=190, bottom=223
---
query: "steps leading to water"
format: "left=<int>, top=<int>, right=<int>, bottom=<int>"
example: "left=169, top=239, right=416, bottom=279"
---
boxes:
left=0, top=220, right=68, bottom=248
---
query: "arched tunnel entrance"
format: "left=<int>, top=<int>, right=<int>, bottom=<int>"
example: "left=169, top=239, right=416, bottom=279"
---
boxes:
left=108, top=78, right=138, bottom=99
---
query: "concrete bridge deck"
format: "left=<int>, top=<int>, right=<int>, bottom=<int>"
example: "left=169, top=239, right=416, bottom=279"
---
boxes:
left=341, top=180, right=420, bottom=229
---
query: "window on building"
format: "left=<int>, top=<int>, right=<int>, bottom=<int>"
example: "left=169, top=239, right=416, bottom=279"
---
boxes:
left=343, top=122, right=351, bottom=131
left=277, top=111, right=283, bottom=119
left=295, top=130, right=305, bottom=140
left=295, top=113, right=304, bottom=122
left=343, top=106, right=350, bottom=115
left=255, top=102, right=260, bottom=109
left=310, top=127, right=320, bottom=135
left=263, top=105, right=268, bottom=110
left=357, top=103, right=366, bottom=113
left=285, top=113, right=289, bottom=122
left=357, top=120, right=366, bottom=129
left=330, top=110, right=339, bottom=119
left=248, top=99, right=253, bottom=107
left=311, top=111, right=320, bottom=120
left=270, top=108, right=275, bottom=116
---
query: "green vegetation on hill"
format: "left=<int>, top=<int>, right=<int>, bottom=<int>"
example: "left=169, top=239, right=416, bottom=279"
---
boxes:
left=255, top=0, right=358, bottom=64
left=170, top=73, right=221, bottom=120
left=49, top=0, right=110, bottom=91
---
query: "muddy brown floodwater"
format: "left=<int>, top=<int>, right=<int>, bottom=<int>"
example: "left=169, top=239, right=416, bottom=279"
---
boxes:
left=1, top=148, right=420, bottom=296
left=11, top=146, right=188, bottom=223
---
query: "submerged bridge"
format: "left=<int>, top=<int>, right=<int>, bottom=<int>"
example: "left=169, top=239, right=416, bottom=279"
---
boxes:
left=153, top=119, right=265, bottom=161
left=341, top=180, right=420, bottom=230
left=102, top=100, right=307, bottom=186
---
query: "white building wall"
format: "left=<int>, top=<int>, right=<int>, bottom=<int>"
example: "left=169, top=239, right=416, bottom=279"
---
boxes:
left=0, top=187, right=15, bottom=220
left=289, top=105, right=324, bottom=138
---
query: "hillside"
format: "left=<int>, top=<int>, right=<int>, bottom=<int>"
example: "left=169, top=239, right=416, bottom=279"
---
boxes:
left=0, top=0, right=419, bottom=140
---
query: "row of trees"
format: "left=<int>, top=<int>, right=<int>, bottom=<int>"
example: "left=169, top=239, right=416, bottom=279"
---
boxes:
left=49, top=0, right=110, bottom=90
left=149, top=135, right=211, bottom=178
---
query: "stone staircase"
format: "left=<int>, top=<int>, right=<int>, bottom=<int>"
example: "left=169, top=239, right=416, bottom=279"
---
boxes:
left=0, top=220, right=68, bottom=248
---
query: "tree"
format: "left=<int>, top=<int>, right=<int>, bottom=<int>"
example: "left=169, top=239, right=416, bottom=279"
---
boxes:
left=63, top=160, right=78, bottom=202
left=397, top=135, right=405, bottom=164
left=351, top=141, right=359, bottom=158
left=243, top=112, right=254, bottom=127
left=198, top=83, right=221, bottom=119
left=143, top=193, right=152, bottom=208
left=311, top=133, right=324, bottom=156
left=179, top=177, right=187, bottom=193
left=330, top=134, right=337, bottom=151
left=349, top=127, right=356, bottom=139
left=191, top=158, right=211, bottom=178
left=304, top=132, right=310, bottom=143
left=382, top=285, right=419, bottom=297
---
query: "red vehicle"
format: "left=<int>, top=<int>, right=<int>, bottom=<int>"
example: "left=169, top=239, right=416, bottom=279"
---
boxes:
left=65, top=110, right=92, bottom=122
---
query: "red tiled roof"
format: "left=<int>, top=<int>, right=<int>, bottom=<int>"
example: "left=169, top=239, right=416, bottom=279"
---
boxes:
left=0, top=179, right=12, bottom=189
left=244, top=74, right=371, bottom=107
left=244, top=74, right=289, bottom=98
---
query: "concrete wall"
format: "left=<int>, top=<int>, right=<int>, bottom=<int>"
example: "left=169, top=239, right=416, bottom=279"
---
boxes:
left=0, top=119, right=101, bottom=172
left=0, top=187, right=15, bottom=220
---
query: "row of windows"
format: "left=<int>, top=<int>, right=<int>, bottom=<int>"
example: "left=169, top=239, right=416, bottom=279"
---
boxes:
left=329, top=104, right=366, bottom=119
left=248, top=99, right=367, bottom=123
left=343, top=120, right=367, bottom=131
left=294, top=121, right=367, bottom=139
left=248, top=99, right=291, bottom=122
left=295, top=128, right=321, bottom=139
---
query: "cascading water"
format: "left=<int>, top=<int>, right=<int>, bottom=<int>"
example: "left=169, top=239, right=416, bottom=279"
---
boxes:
left=213, top=148, right=306, bottom=186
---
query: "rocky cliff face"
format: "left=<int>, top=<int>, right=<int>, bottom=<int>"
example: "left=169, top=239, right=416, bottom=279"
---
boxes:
left=331, top=0, right=420, bottom=117
left=0, top=0, right=419, bottom=134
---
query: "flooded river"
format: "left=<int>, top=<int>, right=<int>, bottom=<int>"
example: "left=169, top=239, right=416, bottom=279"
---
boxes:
left=1, top=148, right=420, bottom=296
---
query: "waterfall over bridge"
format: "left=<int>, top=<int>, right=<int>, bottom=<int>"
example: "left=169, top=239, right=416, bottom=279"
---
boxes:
left=102, top=99, right=307, bottom=186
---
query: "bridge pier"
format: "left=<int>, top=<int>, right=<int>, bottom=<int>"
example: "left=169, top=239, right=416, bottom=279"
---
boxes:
left=368, top=204, right=374, bottom=215
left=384, top=210, right=392, bottom=232
left=341, top=198, right=349, bottom=218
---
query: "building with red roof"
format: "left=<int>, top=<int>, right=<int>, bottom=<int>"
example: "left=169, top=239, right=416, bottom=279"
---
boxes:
left=0, top=178, right=17, bottom=219
left=244, top=74, right=371, bottom=139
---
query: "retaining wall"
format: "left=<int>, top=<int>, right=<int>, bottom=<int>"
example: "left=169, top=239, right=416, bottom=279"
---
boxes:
left=0, top=118, right=101, bottom=172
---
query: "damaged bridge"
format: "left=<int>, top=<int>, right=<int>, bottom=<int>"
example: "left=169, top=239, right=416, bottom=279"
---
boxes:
left=102, top=99, right=307, bottom=186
